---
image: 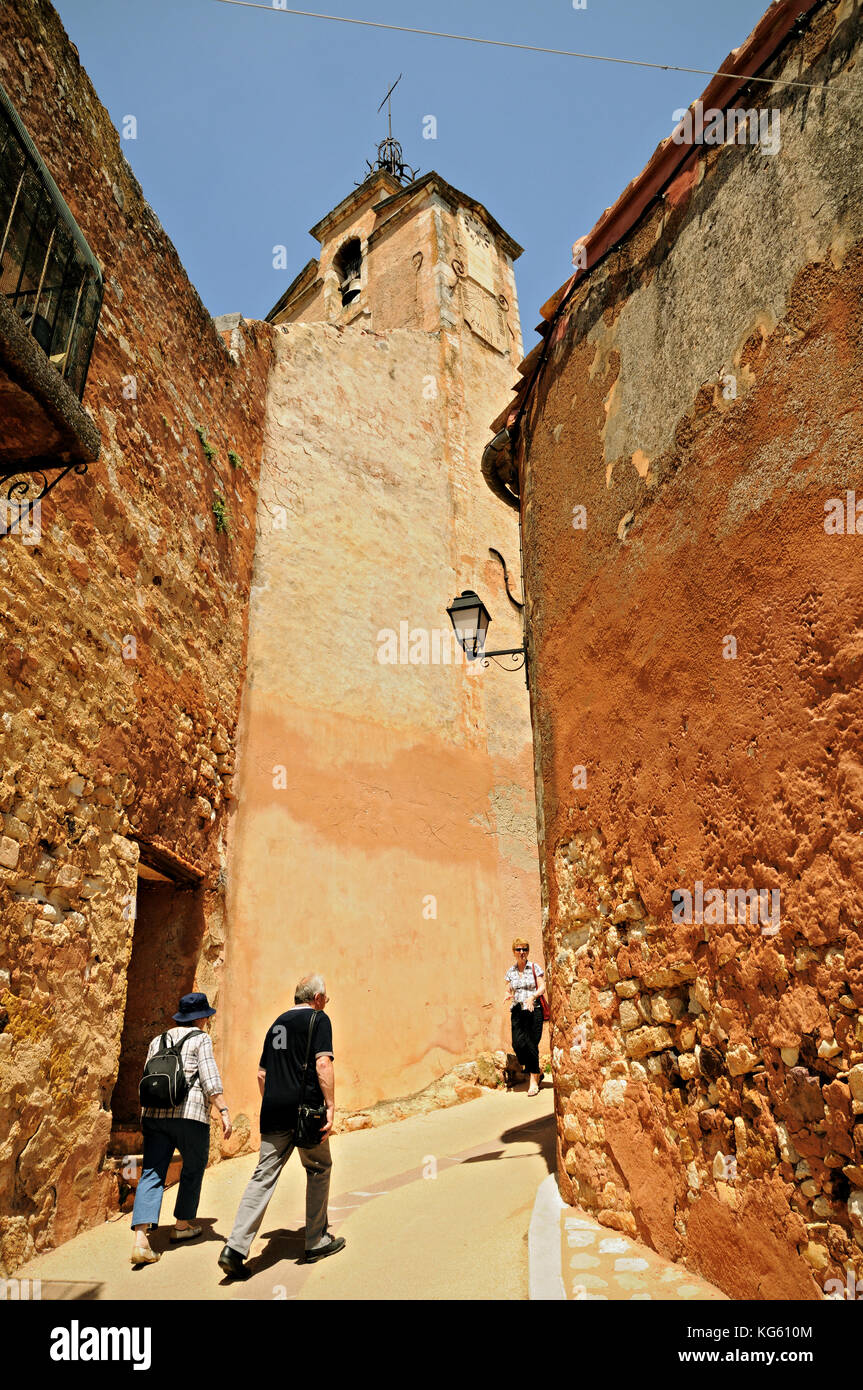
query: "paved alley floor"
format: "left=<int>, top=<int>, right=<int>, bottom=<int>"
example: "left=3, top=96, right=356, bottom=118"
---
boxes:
left=14, top=1087, right=557, bottom=1302
left=527, top=1172, right=726, bottom=1302
left=559, top=1209, right=726, bottom=1301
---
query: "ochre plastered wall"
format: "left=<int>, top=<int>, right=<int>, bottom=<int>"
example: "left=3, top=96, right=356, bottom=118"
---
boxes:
left=223, top=250, right=538, bottom=1129
left=517, top=0, right=863, bottom=1301
left=0, top=0, right=271, bottom=1274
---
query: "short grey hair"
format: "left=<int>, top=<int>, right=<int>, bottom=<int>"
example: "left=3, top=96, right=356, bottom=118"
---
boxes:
left=295, top=973, right=326, bottom=1004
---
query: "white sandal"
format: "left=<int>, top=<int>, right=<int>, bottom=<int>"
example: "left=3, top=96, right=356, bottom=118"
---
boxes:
left=131, top=1246, right=160, bottom=1265
left=171, top=1224, right=202, bottom=1242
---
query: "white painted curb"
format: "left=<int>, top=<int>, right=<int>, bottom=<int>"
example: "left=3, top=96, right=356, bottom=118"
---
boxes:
left=528, top=1171, right=566, bottom=1300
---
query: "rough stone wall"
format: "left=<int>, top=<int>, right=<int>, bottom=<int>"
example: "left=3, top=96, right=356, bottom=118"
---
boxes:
left=518, top=0, right=863, bottom=1299
left=368, top=202, right=438, bottom=330
left=0, top=0, right=271, bottom=1273
left=221, top=314, right=538, bottom=1137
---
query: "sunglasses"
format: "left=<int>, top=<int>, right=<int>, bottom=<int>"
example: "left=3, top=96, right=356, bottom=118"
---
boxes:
left=515, top=948, right=529, bottom=954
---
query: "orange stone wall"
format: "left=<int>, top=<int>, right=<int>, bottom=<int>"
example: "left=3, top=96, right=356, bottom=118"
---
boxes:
left=0, top=0, right=272, bottom=1274
left=516, top=0, right=863, bottom=1301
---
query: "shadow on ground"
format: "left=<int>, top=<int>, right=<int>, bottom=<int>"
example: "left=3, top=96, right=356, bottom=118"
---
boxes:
left=216, top=1225, right=307, bottom=1286
left=460, top=1110, right=556, bottom=1177
left=134, top=1216, right=223, bottom=1261
left=31, top=1281, right=104, bottom=1300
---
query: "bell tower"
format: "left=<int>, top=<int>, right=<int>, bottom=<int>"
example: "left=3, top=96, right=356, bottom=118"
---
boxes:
left=223, top=108, right=536, bottom=1134
left=265, top=114, right=523, bottom=363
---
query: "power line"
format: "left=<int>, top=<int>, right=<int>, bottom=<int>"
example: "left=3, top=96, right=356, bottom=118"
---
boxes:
left=211, top=0, right=824, bottom=92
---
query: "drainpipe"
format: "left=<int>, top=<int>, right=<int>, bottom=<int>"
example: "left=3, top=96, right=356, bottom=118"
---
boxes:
left=481, top=426, right=520, bottom=511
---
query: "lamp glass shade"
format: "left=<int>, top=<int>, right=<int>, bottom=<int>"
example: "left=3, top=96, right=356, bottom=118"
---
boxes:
left=446, top=589, right=491, bottom=660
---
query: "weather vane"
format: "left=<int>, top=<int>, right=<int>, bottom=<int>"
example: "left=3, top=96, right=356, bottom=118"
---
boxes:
left=363, top=73, right=419, bottom=185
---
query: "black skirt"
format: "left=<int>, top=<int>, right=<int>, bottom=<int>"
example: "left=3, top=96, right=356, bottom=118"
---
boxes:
left=510, top=1003, right=543, bottom=1074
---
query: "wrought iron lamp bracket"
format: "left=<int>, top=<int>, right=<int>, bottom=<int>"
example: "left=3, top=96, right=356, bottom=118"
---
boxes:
left=0, top=458, right=88, bottom=537
left=476, top=646, right=528, bottom=685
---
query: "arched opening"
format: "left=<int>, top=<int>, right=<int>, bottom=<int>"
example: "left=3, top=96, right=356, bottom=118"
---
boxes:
left=333, top=237, right=362, bottom=306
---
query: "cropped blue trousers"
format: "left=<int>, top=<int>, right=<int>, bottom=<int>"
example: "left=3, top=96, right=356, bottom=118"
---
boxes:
left=131, top=1116, right=210, bottom=1228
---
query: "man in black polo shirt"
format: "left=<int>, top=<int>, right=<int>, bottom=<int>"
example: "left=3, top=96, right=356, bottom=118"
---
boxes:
left=218, top=973, right=345, bottom=1276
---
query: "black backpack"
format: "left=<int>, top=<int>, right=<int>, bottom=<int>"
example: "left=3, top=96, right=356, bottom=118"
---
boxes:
left=139, top=1029, right=203, bottom=1109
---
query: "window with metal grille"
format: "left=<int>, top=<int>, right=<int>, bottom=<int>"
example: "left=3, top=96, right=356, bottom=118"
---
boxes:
left=0, top=81, right=103, bottom=399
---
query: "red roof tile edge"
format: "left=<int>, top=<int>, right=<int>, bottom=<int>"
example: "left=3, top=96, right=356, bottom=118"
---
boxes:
left=494, top=0, right=823, bottom=441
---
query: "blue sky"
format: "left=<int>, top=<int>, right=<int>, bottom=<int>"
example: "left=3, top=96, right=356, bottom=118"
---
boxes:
left=53, top=0, right=772, bottom=343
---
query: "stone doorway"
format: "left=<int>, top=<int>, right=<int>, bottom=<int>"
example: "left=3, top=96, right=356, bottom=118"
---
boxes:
left=109, top=852, right=205, bottom=1151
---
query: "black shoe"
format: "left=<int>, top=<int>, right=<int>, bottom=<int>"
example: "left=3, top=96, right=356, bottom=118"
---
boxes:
left=304, top=1234, right=346, bottom=1264
left=218, top=1244, right=246, bottom=1278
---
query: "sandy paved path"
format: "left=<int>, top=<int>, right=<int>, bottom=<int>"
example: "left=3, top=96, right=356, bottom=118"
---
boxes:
left=13, top=1087, right=556, bottom=1302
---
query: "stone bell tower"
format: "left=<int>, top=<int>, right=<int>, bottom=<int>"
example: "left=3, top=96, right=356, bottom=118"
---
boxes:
left=220, top=131, right=538, bottom=1139
left=266, top=152, right=523, bottom=362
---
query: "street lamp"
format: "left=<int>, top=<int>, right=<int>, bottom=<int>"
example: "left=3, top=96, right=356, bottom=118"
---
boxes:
left=446, top=589, right=489, bottom=660
left=446, top=588, right=527, bottom=679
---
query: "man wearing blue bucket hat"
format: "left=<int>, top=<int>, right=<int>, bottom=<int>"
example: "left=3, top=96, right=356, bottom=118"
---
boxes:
left=130, top=991, right=232, bottom=1266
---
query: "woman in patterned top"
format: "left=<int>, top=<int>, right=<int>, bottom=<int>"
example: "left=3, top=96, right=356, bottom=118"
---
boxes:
left=504, top=937, right=547, bottom=1096
left=130, top=991, right=232, bottom=1266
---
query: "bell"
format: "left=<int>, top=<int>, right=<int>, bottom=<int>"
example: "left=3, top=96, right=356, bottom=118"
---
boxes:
left=341, top=275, right=361, bottom=305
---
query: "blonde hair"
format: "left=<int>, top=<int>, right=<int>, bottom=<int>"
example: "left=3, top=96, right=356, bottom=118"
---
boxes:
left=512, top=937, right=529, bottom=951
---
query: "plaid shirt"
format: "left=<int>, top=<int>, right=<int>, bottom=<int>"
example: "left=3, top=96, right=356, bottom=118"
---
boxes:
left=141, top=1027, right=223, bottom=1126
left=505, top=961, right=544, bottom=1007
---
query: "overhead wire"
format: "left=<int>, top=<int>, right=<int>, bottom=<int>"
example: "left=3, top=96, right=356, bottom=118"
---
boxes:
left=210, top=0, right=825, bottom=91
left=210, top=0, right=837, bottom=451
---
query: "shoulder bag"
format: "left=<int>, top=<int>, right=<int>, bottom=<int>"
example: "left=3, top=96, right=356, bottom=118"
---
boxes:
left=532, top=964, right=551, bottom=1022
left=296, top=1011, right=328, bottom=1148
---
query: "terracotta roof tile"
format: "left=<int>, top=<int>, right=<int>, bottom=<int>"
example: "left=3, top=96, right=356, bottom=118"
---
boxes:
left=501, top=0, right=822, bottom=436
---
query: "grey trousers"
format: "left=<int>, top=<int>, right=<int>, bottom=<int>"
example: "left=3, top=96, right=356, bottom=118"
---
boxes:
left=227, top=1130, right=332, bottom=1257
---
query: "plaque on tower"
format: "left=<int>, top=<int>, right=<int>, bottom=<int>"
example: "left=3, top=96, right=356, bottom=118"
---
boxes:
left=461, top=280, right=508, bottom=355
left=460, top=212, right=495, bottom=293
